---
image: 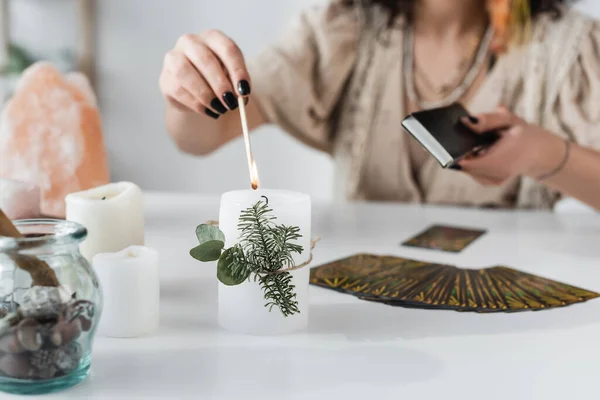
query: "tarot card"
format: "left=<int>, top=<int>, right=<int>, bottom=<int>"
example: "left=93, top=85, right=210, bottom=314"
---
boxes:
left=467, top=269, right=501, bottom=312
left=464, top=269, right=482, bottom=309
left=401, top=224, right=487, bottom=253
left=487, top=267, right=549, bottom=310
left=487, top=267, right=562, bottom=309
left=309, top=254, right=441, bottom=299
left=368, top=265, right=460, bottom=309
left=399, top=265, right=455, bottom=305
left=369, top=263, right=444, bottom=299
left=444, top=269, right=464, bottom=308
left=493, top=266, right=600, bottom=306
left=477, top=269, right=510, bottom=310
left=425, top=266, right=459, bottom=306
left=485, top=269, right=531, bottom=311
left=366, top=264, right=440, bottom=300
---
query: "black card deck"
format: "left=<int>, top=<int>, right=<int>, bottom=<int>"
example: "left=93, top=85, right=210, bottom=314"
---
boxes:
left=310, top=254, right=600, bottom=313
left=402, top=225, right=487, bottom=253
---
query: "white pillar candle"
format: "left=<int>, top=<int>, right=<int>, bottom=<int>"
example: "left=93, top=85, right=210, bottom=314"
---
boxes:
left=0, top=179, right=41, bottom=220
left=93, top=246, right=159, bottom=338
left=65, top=182, right=144, bottom=262
left=218, top=189, right=311, bottom=335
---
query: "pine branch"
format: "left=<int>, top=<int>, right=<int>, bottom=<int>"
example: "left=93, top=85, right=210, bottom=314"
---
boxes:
left=233, top=200, right=305, bottom=317
left=259, top=272, right=299, bottom=317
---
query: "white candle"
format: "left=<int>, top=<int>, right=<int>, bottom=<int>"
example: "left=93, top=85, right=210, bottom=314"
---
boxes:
left=0, top=179, right=40, bottom=220
left=218, top=189, right=311, bottom=335
left=93, top=246, right=160, bottom=338
left=65, top=182, right=144, bottom=262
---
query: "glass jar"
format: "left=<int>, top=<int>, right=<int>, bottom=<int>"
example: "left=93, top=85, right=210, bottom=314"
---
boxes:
left=0, top=219, right=102, bottom=395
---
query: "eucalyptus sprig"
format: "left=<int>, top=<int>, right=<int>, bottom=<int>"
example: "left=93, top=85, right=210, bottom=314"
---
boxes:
left=190, top=200, right=304, bottom=317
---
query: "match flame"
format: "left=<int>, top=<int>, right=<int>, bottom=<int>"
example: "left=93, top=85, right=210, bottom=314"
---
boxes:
left=250, top=160, right=260, bottom=190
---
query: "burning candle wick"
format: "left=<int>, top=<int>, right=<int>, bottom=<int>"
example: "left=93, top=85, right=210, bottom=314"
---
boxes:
left=252, top=182, right=258, bottom=190
left=261, top=196, right=269, bottom=205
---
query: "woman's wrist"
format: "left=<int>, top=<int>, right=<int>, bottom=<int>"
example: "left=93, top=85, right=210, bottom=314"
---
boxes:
left=524, top=131, right=570, bottom=180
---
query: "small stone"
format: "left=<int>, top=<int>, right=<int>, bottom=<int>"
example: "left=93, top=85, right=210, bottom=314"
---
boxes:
left=36, top=365, right=57, bottom=380
left=65, top=300, right=95, bottom=332
left=54, top=342, right=82, bottom=373
left=51, top=317, right=82, bottom=346
left=29, top=349, right=58, bottom=372
left=16, top=318, right=42, bottom=351
left=50, top=330, right=62, bottom=347
left=78, top=316, right=92, bottom=332
left=0, top=353, right=32, bottom=379
left=0, top=330, right=24, bottom=354
left=19, top=286, right=64, bottom=319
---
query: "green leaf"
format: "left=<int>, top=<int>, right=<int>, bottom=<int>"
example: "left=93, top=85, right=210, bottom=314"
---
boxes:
left=217, top=248, right=249, bottom=286
left=195, top=224, right=225, bottom=245
left=189, top=240, right=224, bottom=262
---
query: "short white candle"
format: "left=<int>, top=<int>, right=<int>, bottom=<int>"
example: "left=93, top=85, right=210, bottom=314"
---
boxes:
left=65, top=182, right=144, bottom=262
left=93, top=245, right=160, bottom=338
left=218, top=189, right=311, bottom=335
left=0, top=179, right=40, bottom=220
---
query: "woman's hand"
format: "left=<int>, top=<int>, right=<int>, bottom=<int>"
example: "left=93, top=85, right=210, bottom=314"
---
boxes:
left=159, top=30, right=251, bottom=119
left=458, top=107, right=566, bottom=185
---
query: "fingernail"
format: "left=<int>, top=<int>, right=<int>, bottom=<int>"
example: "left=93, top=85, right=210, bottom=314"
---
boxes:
left=468, top=116, right=479, bottom=124
left=210, top=98, right=228, bottom=114
left=238, top=80, right=251, bottom=96
left=222, top=92, right=238, bottom=110
left=204, top=108, right=220, bottom=119
left=449, top=164, right=462, bottom=171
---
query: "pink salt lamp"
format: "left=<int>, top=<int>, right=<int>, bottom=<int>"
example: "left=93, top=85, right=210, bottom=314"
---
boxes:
left=0, top=62, right=110, bottom=218
left=0, top=179, right=41, bottom=220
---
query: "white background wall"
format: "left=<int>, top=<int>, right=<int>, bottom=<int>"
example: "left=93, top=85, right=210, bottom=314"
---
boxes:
left=8, top=0, right=600, bottom=201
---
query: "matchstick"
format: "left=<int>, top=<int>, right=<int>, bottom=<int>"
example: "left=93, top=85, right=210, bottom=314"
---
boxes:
left=238, top=96, right=259, bottom=189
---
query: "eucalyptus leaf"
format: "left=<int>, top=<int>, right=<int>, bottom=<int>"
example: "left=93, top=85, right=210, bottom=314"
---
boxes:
left=217, top=248, right=248, bottom=286
left=195, top=224, right=225, bottom=245
left=189, top=240, right=224, bottom=262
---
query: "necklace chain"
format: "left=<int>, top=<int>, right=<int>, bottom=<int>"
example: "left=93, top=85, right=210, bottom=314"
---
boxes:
left=404, top=25, right=495, bottom=109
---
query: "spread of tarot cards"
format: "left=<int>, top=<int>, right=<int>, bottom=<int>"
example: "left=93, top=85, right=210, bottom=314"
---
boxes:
left=309, top=254, right=600, bottom=313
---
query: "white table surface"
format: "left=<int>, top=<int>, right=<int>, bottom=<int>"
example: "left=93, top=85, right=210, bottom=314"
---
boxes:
left=7, top=192, right=600, bottom=400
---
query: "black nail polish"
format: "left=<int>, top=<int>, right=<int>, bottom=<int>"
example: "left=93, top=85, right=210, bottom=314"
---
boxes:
left=468, top=116, right=479, bottom=124
left=238, top=80, right=251, bottom=96
left=204, top=108, right=220, bottom=119
left=210, top=98, right=228, bottom=114
left=449, top=164, right=462, bottom=171
left=222, top=92, right=238, bottom=110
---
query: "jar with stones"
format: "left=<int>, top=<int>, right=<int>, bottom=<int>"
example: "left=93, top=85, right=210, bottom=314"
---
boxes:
left=0, top=219, right=102, bottom=394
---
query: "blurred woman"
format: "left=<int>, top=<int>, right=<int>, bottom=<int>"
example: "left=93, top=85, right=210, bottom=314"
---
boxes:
left=160, top=0, right=600, bottom=210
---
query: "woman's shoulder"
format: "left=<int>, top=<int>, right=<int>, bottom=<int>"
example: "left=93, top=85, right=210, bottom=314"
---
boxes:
left=533, top=6, right=598, bottom=49
left=513, top=7, right=600, bottom=86
left=294, top=0, right=359, bottom=33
